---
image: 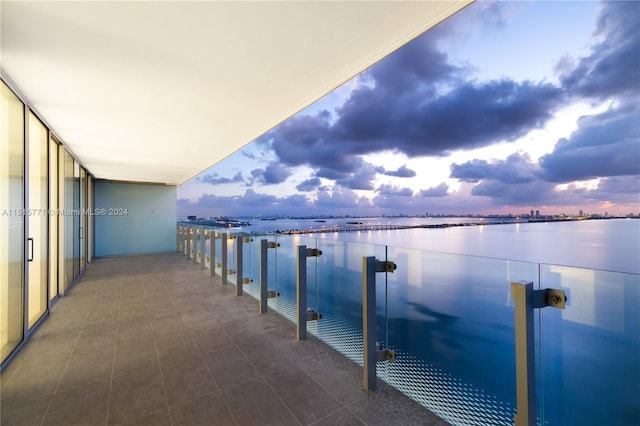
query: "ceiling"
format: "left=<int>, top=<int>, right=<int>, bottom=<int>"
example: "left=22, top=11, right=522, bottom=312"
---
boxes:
left=1, top=1, right=471, bottom=185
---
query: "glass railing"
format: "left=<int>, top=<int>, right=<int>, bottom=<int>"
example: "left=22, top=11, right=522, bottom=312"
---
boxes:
left=176, top=225, right=640, bottom=426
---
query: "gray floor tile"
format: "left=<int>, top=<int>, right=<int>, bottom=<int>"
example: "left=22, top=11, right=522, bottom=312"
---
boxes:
left=161, top=353, right=218, bottom=407
left=202, top=346, right=260, bottom=390
left=222, top=377, right=301, bottom=426
left=42, top=380, right=110, bottom=426
left=310, top=408, right=366, bottom=426
left=264, top=365, right=343, bottom=424
left=169, top=391, right=235, bottom=426
left=107, top=366, right=168, bottom=426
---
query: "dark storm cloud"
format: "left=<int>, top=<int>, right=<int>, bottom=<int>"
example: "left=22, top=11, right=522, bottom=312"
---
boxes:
left=296, top=177, right=322, bottom=192
left=261, top=2, right=563, bottom=177
left=198, top=172, right=244, bottom=185
left=250, top=163, right=292, bottom=185
left=559, top=1, right=640, bottom=100
left=381, top=165, right=416, bottom=178
left=539, top=103, right=640, bottom=183
left=451, top=153, right=538, bottom=184
left=418, top=183, right=449, bottom=198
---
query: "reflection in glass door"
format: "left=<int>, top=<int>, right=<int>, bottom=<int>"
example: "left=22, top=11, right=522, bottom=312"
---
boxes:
left=49, top=136, right=59, bottom=302
left=27, top=112, right=48, bottom=328
left=80, top=167, right=86, bottom=271
left=64, top=150, right=74, bottom=290
left=1, top=82, right=25, bottom=363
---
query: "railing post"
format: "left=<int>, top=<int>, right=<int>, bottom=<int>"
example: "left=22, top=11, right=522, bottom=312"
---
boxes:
left=236, top=235, right=243, bottom=296
left=296, top=245, right=322, bottom=341
left=210, top=231, right=216, bottom=277
left=221, top=232, right=228, bottom=285
left=362, top=256, right=396, bottom=391
left=192, top=229, right=198, bottom=265
left=200, top=229, right=206, bottom=270
left=186, top=227, right=192, bottom=261
left=511, top=281, right=566, bottom=426
left=259, top=239, right=279, bottom=314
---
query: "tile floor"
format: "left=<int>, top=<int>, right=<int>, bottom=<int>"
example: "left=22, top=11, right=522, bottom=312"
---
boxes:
left=0, top=253, right=450, bottom=426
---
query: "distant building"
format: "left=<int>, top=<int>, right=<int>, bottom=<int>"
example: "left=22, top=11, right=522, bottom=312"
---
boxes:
left=535, top=210, right=540, bottom=217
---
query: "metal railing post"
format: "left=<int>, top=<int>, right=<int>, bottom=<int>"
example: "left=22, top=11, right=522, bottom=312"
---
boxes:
left=236, top=236, right=243, bottom=296
left=221, top=232, right=228, bottom=285
left=511, top=281, right=566, bottom=426
left=192, top=229, right=198, bottom=265
left=186, top=227, right=192, bottom=261
left=296, top=245, right=322, bottom=341
left=362, top=256, right=396, bottom=391
left=210, top=231, right=216, bottom=277
left=200, top=229, right=206, bottom=270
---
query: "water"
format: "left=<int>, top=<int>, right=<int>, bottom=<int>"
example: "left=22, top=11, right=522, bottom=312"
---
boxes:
left=239, top=217, right=640, bottom=274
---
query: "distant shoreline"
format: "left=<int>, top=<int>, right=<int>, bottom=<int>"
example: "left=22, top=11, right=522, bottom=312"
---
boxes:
left=274, top=215, right=638, bottom=235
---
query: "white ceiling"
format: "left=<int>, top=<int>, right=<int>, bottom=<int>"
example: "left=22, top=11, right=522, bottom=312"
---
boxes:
left=1, top=1, right=471, bottom=185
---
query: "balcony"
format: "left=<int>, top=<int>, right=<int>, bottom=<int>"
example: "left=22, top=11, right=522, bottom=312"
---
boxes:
left=0, top=252, right=448, bottom=425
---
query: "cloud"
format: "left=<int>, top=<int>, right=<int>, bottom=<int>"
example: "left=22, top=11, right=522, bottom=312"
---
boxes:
left=316, top=187, right=372, bottom=210
left=375, top=184, right=413, bottom=197
left=451, top=152, right=538, bottom=184
left=538, top=103, right=640, bottom=183
left=382, top=165, right=416, bottom=178
left=198, top=171, right=244, bottom=185
left=559, top=1, right=640, bottom=101
left=250, top=162, right=292, bottom=185
left=418, top=183, right=449, bottom=197
left=296, top=177, right=322, bottom=192
left=264, top=37, right=564, bottom=178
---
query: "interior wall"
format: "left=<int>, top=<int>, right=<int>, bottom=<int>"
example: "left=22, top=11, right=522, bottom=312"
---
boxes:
left=94, top=181, right=176, bottom=257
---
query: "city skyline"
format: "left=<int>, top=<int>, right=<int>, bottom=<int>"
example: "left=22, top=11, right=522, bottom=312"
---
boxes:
left=178, top=1, right=640, bottom=218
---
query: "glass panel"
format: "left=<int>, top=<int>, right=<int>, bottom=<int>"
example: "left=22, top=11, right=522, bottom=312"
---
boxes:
left=0, top=81, right=25, bottom=362
left=539, top=265, right=640, bottom=426
left=73, top=161, right=79, bottom=279
left=79, top=167, right=86, bottom=270
left=63, top=150, right=74, bottom=289
left=309, top=238, right=385, bottom=364
left=27, top=112, right=48, bottom=328
left=48, top=136, right=58, bottom=301
left=269, top=234, right=312, bottom=322
left=384, top=247, right=538, bottom=425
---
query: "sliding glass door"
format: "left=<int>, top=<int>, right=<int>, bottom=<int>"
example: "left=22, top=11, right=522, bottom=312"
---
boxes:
left=0, top=82, right=25, bottom=362
left=27, top=112, right=49, bottom=328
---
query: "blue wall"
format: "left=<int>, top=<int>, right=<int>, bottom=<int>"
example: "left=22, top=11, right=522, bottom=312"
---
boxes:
left=94, top=181, right=176, bottom=256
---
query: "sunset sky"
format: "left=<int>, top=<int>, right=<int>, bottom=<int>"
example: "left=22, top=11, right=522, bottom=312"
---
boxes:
left=178, top=1, right=640, bottom=218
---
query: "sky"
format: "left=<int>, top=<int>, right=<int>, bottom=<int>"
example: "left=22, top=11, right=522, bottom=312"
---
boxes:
left=178, top=1, right=640, bottom=218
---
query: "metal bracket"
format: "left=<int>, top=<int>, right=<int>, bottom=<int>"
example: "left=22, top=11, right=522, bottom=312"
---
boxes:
left=305, top=310, right=321, bottom=321
left=267, top=241, right=279, bottom=249
left=214, top=262, right=222, bottom=268
left=305, top=248, right=322, bottom=257
left=375, top=343, right=395, bottom=362
left=533, top=288, right=567, bottom=309
left=243, top=237, right=253, bottom=243
left=375, top=260, right=397, bottom=273
left=267, top=290, right=279, bottom=298
left=242, top=277, right=253, bottom=284
left=227, top=269, right=236, bottom=275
